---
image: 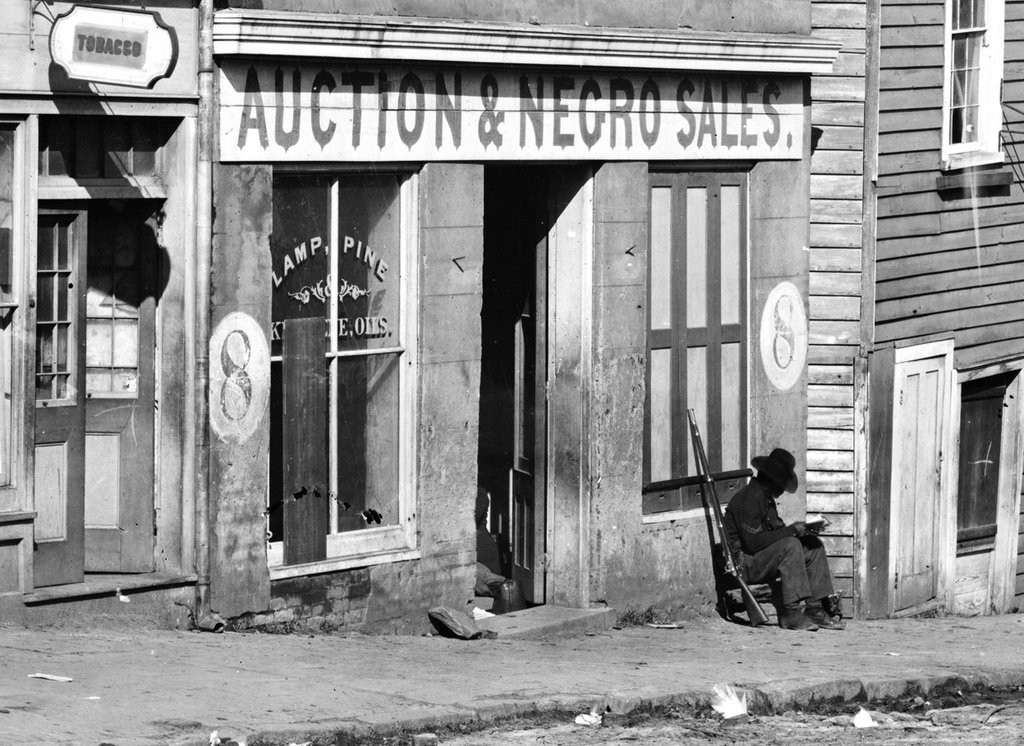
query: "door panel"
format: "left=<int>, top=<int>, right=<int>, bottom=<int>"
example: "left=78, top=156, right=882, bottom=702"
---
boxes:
left=890, top=354, right=950, bottom=613
left=33, top=211, right=87, bottom=586
left=83, top=205, right=156, bottom=572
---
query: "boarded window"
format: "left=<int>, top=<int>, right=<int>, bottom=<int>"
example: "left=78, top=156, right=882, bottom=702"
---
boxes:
left=268, top=173, right=411, bottom=566
left=643, top=171, right=748, bottom=515
left=956, top=372, right=1014, bottom=551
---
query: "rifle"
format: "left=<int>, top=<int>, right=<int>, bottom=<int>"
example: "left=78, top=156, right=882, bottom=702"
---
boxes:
left=687, top=409, right=769, bottom=627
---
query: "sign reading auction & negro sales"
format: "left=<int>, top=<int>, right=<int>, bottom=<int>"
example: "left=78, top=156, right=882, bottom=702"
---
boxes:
left=219, top=62, right=803, bottom=162
left=49, top=6, right=178, bottom=88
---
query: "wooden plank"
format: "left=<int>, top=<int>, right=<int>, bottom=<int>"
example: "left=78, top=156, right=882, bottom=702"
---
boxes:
left=880, top=25, right=944, bottom=48
left=808, top=365, right=854, bottom=386
left=820, top=535, right=854, bottom=556
left=808, top=448, right=855, bottom=471
left=877, top=221, right=1024, bottom=261
left=876, top=242, right=1024, bottom=281
left=830, top=50, right=867, bottom=77
left=812, top=76, right=867, bottom=102
left=878, top=109, right=944, bottom=136
left=809, top=383, right=854, bottom=408
left=876, top=283, right=1024, bottom=321
left=811, top=174, right=865, bottom=199
left=810, top=223, right=863, bottom=248
left=807, top=492, right=855, bottom=512
left=812, top=2, right=867, bottom=28
left=881, top=4, right=945, bottom=27
left=811, top=150, right=864, bottom=175
left=818, top=512, right=855, bottom=535
left=812, top=124, right=867, bottom=151
left=878, top=87, right=944, bottom=112
left=813, top=103, right=866, bottom=127
left=807, top=427, right=855, bottom=451
left=808, top=343, right=859, bottom=365
left=876, top=304, right=1024, bottom=343
left=808, top=406, right=855, bottom=430
left=810, top=248, right=862, bottom=272
left=956, top=337, right=1024, bottom=371
left=810, top=294, right=861, bottom=320
left=877, top=150, right=940, bottom=175
left=809, top=319, right=861, bottom=345
left=811, top=198, right=864, bottom=223
left=877, top=264, right=1024, bottom=301
left=281, top=316, right=329, bottom=566
left=878, top=128, right=942, bottom=155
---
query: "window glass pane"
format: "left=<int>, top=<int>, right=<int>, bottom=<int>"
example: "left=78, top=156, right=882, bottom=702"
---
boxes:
left=685, top=187, right=707, bottom=329
left=334, top=353, right=401, bottom=532
left=37, top=275, right=54, bottom=322
left=686, top=345, right=707, bottom=474
left=270, top=176, right=331, bottom=358
left=956, top=373, right=1010, bottom=549
left=648, top=348, right=673, bottom=481
left=86, top=320, right=112, bottom=367
left=720, top=185, right=741, bottom=326
left=0, top=127, right=12, bottom=297
left=335, top=174, right=402, bottom=353
left=649, top=186, right=672, bottom=330
left=111, top=368, right=138, bottom=394
left=721, top=342, right=743, bottom=470
left=112, top=319, right=138, bottom=367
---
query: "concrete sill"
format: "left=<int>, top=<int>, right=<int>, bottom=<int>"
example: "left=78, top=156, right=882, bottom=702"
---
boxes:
left=24, top=573, right=197, bottom=606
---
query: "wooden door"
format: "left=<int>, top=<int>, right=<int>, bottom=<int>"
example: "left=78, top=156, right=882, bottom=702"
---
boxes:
left=82, top=205, right=156, bottom=572
left=510, top=199, right=547, bottom=604
left=33, top=211, right=87, bottom=586
left=889, top=348, right=953, bottom=614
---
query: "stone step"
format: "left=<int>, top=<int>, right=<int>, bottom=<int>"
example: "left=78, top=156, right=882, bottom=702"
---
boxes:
left=475, top=605, right=616, bottom=639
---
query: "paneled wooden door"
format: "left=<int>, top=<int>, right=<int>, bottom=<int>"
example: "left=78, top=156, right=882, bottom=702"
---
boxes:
left=33, top=205, right=157, bottom=586
left=889, top=343, right=955, bottom=614
left=33, top=210, right=88, bottom=586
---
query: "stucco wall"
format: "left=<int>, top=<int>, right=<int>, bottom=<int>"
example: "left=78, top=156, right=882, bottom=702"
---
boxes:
left=588, top=154, right=810, bottom=619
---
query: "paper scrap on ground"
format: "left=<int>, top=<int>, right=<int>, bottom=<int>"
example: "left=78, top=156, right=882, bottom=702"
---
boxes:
left=29, top=673, right=73, bottom=683
left=711, top=684, right=748, bottom=719
left=853, top=708, right=877, bottom=728
left=115, top=587, right=130, bottom=603
left=471, top=607, right=495, bottom=620
left=645, top=622, right=683, bottom=629
left=574, top=712, right=602, bottom=726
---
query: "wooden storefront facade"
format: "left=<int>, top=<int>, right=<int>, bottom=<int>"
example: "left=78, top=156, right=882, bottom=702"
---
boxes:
left=0, top=0, right=200, bottom=622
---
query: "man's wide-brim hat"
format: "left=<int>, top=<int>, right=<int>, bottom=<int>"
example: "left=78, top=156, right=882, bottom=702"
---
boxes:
left=751, top=448, right=799, bottom=493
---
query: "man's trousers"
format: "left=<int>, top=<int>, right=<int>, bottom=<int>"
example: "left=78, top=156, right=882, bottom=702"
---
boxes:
left=740, top=536, right=835, bottom=606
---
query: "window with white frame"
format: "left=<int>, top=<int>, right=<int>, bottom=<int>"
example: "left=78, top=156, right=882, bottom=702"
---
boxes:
left=267, top=171, right=417, bottom=572
left=942, top=0, right=1005, bottom=168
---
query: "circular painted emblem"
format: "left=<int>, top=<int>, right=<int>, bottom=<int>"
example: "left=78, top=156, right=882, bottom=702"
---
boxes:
left=759, top=281, right=807, bottom=391
left=209, top=312, right=270, bottom=442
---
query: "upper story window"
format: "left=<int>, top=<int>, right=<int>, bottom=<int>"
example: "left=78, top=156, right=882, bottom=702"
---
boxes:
left=942, top=0, right=1005, bottom=169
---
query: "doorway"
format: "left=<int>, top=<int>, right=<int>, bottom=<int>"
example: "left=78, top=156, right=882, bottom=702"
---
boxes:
left=478, top=166, right=549, bottom=605
left=33, top=202, right=161, bottom=586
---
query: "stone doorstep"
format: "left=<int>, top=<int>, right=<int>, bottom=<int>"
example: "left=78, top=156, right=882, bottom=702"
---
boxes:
left=475, top=605, right=616, bottom=639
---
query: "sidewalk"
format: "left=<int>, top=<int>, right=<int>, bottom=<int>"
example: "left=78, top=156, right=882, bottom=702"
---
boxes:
left=2, top=613, right=1024, bottom=745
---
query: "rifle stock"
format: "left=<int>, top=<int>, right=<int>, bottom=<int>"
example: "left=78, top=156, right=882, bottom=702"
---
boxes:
left=686, top=410, right=769, bottom=627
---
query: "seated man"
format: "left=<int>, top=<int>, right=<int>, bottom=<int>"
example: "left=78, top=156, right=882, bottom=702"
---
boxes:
left=723, top=448, right=844, bottom=632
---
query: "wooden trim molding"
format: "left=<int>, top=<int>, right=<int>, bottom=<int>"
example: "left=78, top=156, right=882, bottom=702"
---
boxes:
left=212, top=11, right=840, bottom=74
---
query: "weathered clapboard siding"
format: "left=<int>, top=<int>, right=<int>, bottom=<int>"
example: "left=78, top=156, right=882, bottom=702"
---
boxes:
left=1017, top=494, right=1024, bottom=609
left=874, top=0, right=1024, bottom=372
left=809, top=0, right=865, bottom=606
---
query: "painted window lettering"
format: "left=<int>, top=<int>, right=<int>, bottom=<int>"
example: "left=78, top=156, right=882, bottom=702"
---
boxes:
left=229, top=65, right=799, bottom=160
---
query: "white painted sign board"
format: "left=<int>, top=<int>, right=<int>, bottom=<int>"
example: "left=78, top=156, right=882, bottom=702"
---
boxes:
left=219, top=62, right=804, bottom=162
left=49, top=6, right=178, bottom=89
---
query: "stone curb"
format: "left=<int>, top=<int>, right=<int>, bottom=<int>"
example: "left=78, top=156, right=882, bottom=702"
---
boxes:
left=240, top=669, right=1024, bottom=745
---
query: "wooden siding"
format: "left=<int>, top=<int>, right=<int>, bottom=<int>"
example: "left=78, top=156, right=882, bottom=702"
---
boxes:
left=875, top=0, right=1024, bottom=370
left=809, top=0, right=869, bottom=606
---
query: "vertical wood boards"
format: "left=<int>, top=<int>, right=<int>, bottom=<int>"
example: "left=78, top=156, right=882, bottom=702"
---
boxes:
left=281, top=317, right=328, bottom=566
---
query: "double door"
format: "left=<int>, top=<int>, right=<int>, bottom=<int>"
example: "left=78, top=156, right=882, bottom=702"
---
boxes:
left=33, top=204, right=157, bottom=586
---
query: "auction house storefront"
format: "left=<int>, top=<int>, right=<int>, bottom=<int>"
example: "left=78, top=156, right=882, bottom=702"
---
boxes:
left=207, top=11, right=838, bottom=629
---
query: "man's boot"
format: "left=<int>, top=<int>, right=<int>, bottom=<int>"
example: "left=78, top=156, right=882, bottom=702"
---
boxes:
left=805, top=604, right=846, bottom=630
left=779, top=604, right=818, bottom=631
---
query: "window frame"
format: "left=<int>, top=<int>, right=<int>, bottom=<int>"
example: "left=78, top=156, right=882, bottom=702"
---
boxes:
left=642, top=169, right=749, bottom=521
left=941, top=0, right=1006, bottom=170
left=267, top=169, right=419, bottom=578
left=0, top=117, right=28, bottom=490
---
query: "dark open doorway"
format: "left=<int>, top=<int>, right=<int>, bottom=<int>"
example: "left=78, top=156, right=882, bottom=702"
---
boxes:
left=477, top=166, right=550, bottom=606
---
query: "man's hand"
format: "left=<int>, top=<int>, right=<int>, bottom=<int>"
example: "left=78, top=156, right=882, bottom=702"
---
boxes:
left=791, top=521, right=808, bottom=538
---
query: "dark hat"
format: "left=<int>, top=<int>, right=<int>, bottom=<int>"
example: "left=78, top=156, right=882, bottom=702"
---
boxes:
left=751, top=448, right=799, bottom=493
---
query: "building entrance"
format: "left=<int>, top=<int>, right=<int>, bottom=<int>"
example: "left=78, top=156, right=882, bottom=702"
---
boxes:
left=33, top=202, right=161, bottom=586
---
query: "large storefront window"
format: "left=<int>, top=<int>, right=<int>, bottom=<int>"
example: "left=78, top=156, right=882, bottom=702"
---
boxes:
left=268, top=172, right=415, bottom=568
left=643, top=171, right=748, bottom=516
